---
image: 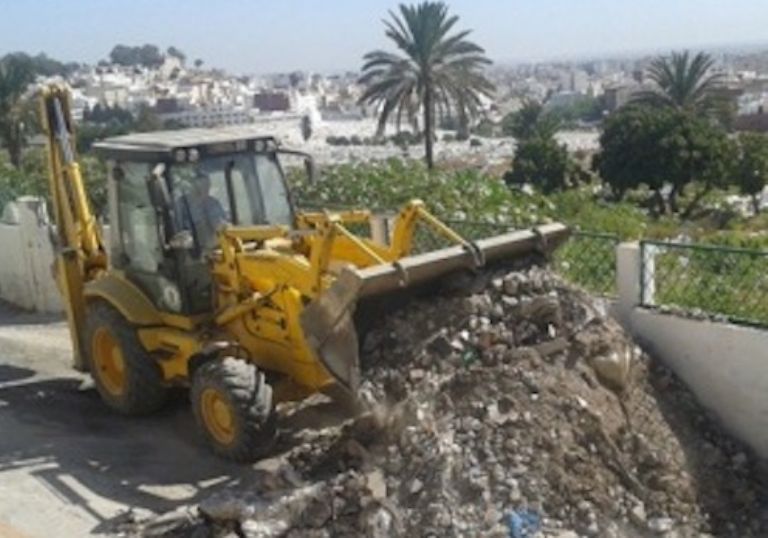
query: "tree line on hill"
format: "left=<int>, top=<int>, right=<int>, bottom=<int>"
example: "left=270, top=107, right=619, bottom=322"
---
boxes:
left=499, top=51, right=768, bottom=216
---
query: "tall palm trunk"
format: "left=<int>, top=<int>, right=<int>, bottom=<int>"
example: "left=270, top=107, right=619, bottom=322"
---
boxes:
left=423, top=82, right=434, bottom=170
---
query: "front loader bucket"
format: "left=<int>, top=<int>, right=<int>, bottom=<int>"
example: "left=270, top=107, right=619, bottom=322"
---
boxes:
left=300, top=223, right=570, bottom=392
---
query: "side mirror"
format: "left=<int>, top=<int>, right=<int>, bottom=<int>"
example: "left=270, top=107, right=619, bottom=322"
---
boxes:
left=147, top=163, right=172, bottom=209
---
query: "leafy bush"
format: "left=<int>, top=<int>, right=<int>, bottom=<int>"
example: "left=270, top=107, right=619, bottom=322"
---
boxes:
left=290, top=158, right=553, bottom=225
left=0, top=148, right=107, bottom=217
left=505, top=136, right=570, bottom=193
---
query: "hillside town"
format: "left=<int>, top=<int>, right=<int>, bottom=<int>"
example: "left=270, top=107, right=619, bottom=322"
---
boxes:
left=25, top=43, right=768, bottom=166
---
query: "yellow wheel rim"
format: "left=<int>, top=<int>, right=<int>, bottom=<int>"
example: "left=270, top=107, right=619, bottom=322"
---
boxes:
left=201, top=388, right=236, bottom=445
left=92, top=327, right=126, bottom=397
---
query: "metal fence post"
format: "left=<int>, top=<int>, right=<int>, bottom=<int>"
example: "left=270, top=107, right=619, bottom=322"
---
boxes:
left=640, top=241, right=656, bottom=306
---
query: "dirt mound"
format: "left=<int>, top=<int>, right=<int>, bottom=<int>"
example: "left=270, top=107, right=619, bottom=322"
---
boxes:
left=129, top=263, right=767, bottom=538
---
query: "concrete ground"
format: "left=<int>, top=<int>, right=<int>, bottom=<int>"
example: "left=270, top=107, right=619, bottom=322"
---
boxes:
left=0, top=304, right=281, bottom=537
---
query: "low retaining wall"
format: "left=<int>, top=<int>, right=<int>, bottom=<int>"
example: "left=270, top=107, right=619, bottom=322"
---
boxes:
left=616, top=242, right=768, bottom=459
left=0, top=198, right=61, bottom=313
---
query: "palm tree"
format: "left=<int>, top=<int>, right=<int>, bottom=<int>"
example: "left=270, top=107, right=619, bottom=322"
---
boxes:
left=359, top=2, right=494, bottom=169
left=633, top=51, right=723, bottom=114
left=502, top=99, right=559, bottom=141
left=0, top=55, right=35, bottom=168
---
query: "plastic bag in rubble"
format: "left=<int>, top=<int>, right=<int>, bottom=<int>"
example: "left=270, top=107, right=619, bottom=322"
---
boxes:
left=506, top=508, right=541, bottom=538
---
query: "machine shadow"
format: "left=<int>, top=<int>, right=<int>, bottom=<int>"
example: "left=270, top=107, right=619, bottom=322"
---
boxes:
left=0, top=373, right=356, bottom=534
left=0, top=376, right=245, bottom=528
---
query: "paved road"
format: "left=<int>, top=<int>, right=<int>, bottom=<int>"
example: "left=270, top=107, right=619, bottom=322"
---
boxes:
left=0, top=305, right=250, bottom=537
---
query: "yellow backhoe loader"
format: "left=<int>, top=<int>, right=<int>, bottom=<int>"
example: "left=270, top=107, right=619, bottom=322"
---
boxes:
left=40, top=84, right=569, bottom=461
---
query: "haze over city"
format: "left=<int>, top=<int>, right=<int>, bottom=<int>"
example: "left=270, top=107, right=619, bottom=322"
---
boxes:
left=2, top=0, right=768, bottom=72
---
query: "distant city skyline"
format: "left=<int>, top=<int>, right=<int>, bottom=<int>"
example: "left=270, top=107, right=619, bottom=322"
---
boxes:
left=2, top=0, right=767, bottom=73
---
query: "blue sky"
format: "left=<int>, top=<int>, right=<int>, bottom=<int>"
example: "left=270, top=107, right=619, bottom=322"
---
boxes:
left=1, top=0, right=766, bottom=73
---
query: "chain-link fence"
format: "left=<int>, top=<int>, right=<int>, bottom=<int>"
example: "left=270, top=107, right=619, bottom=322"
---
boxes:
left=409, top=219, right=514, bottom=253
left=295, top=201, right=619, bottom=297
left=406, top=221, right=620, bottom=298
left=554, top=231, right=620, bottom=297
left=641, top=240, right=768, bottom=327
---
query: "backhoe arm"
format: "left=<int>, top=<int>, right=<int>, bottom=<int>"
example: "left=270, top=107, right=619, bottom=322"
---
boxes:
left=39, top=84, right=107, bottom=370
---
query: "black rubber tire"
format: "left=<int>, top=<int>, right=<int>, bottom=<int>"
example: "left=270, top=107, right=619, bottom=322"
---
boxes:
left=191, top=357, right=276, bottom=462
left=84, top=301, right=169, bottom=415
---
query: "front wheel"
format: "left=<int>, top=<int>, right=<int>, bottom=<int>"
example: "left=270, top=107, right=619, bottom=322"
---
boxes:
left=84, top=301, right=168, bottom=415
left=191, top=357, right=276, bottom=462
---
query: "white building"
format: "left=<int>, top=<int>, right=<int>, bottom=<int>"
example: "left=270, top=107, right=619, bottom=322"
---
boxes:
left=159, top=104, right=253, bottom=128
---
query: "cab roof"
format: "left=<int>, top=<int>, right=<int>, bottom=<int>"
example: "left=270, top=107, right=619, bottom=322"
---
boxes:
left=92, top=125, right=278, bottom=160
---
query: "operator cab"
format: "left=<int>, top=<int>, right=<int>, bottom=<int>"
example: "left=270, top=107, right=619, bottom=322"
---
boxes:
left=94, top=127, right=312, bottom=316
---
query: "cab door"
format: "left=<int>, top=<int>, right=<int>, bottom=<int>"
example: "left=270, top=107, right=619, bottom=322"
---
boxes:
left=108, top=160, right=184, bottom=313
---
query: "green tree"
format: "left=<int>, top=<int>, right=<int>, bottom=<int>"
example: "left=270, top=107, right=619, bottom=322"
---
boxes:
left=596, top=105, right=734, bottom=215
left=505, top=136, right=570, bottom=193
left=633, top=51, right=723, bottom=115
left=501, top=100, right=559, bottom=140
left=0, top=52, right=78, bottom=78
left=166, top=46, right=186, bottom=65
left=358, top=2, right=494, bottom=169
left=735, top=133, right=768, bottom=214
left=194, top=59, right=204, bottom=69
left=109, top=44, right=163, bottom=68
left=0, top=148, right=107, bottom=216
left=0, top=54, right=35, bottom=168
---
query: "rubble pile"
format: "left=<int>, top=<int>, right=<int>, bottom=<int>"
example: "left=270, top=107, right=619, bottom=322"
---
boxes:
left=134, top=262, right=767, bottom=538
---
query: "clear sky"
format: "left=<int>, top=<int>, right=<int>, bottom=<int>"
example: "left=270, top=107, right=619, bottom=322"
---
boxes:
left=1, top=0, right=767, bottom=73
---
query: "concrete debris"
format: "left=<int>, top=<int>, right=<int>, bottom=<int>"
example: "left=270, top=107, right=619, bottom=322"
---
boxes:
left=129, top=262, right=767, bottom=538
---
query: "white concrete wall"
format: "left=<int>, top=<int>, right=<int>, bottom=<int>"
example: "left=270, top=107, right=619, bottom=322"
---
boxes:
left=0, top=198, right=62, bottom=313
left=616, top=242, right=768, bottom=458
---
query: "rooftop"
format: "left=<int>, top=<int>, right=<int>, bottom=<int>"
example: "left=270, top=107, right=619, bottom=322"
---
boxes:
left=93, top=125, right=277, bottom=155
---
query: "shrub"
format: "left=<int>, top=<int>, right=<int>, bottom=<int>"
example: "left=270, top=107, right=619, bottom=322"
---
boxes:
left=505, top=136, right=570, bottom=193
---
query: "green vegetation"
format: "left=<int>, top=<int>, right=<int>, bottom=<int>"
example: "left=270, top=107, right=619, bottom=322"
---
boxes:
left=506, top=135, right=570, bottom=193
left=0, top=54, right=36, bottom=167
left=0, top=148, right=107, bottom=216
left=501, top=100, right=558, bottom=140
left=359, top=1, right=494, bottom=169
left=109, top=44, right=166, bottom=68
left=596, top=105, right=735, bottom=216
left=650, top=242, right=768, bottom=326
left=734, top=132, right=768, bottom=214
left=291, top=158, right=548, bottom=225
left=633, top=51, right=723, bottom=114
left=501, top=100, right=576, bottom=194
left=555, top=232, right=619, bottom=296
left=0, top=52, right=79, bottom=78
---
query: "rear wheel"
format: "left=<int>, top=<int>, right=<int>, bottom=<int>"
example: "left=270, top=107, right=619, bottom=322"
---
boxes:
left=84, top=302, right=169, bottom=415
left=191, top=357, right=276, bottom=462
